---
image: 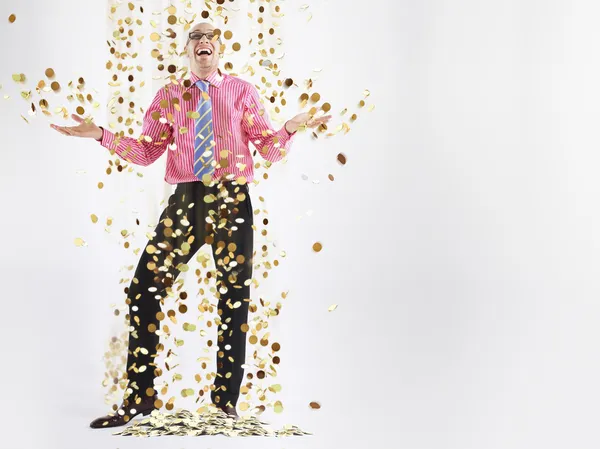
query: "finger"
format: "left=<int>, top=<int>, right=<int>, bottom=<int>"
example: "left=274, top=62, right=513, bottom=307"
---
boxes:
left=71, top=113, right=84, bottom=123
left=53, top=126, right=71, bottom=136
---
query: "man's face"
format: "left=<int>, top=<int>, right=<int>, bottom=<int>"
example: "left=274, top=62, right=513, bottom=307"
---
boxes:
left=186, top=24, right=221, bottom=71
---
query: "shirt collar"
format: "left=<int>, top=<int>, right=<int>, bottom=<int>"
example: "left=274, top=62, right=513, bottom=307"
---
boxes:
left=184, top=68, right=224, bottom=90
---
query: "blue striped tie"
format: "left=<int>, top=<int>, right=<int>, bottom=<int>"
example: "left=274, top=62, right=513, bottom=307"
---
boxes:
left=193, top=80, right=215, bottom=183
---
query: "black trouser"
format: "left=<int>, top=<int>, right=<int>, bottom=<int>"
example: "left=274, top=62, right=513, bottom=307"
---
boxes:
left=124, top=180, right=253, bottom=408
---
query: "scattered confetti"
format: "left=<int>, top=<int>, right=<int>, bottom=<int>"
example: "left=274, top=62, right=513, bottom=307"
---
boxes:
left=113, top=409, right=312, bottom=437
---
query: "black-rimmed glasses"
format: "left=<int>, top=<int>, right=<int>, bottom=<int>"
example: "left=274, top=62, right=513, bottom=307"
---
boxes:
left=188, top=31, right=220, bottom=42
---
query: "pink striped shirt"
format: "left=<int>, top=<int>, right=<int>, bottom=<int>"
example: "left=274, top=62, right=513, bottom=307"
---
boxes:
left=98, top=69, right=296, bottom=184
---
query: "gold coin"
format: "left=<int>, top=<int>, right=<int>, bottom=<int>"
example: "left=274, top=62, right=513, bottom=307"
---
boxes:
left=8, top=14, right=16, bottom=23
left=232, top=42, right=241, bottom=51
left=167, top=15, right=177, bottom=25
left=312, top=242, right=323, bottom=252
left=224, top=30, right=233, bottom=39
left=76, top=106, right=85, bottom=115
left=337, top=153, right=347, bottom=165
left=45, top=68, right=55, bottom=78
left=310, top=93, right=320, bottom=102
left=51, top=81, right=60, bottom=91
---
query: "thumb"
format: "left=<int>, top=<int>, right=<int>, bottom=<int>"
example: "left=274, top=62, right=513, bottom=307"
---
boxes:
left=71, top=114, right=84, bottom=123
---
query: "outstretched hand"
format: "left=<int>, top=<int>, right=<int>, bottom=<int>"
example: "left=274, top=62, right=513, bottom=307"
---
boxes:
left=285, top=112, right=332, bottom=134
left=50, top=114, right=103, bottom=140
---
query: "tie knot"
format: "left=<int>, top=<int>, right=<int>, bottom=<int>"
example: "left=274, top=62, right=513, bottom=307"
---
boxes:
left=196, top=80, right=210, bottom=92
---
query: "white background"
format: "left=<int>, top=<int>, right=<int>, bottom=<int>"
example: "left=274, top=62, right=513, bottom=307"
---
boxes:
left=2, top=0, right=600, bottom=448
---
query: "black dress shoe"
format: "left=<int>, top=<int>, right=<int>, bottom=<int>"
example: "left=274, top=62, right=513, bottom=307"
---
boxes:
left=89, top=395, right=157, bottom=429
left=217, top=404, right=239, bottom=419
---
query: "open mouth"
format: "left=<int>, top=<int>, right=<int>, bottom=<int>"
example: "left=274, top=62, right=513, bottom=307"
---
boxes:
left=196, top=47, right=213, bottom=56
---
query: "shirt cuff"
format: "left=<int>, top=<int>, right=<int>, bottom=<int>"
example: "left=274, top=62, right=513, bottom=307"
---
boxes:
left=97, top=126, right=117, bottom=151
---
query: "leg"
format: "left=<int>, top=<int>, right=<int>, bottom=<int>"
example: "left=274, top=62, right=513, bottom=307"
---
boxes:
left=209, top=182, right=254, bottom=409
left=124, top=183, right=205, bottom=400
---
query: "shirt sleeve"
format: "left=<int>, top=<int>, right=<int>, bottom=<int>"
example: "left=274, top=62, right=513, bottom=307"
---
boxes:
left=97, top=87, right=173, bottom=166
left=241, top=83, right=296, bottom=163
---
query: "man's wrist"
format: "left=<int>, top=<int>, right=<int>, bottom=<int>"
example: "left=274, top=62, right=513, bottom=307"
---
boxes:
left=95, top=126, right=104, bottom=141
left=284, top=120, right=296, bottom=135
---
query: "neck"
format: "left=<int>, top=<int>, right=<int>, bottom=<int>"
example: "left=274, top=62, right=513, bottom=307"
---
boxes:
left=192, top=66, right=218, bottom=79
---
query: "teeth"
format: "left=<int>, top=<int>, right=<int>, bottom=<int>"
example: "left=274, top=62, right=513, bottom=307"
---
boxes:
left=196, top=48, right=212, bottom=56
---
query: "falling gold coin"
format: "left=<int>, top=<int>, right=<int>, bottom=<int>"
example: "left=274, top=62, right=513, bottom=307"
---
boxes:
left=328, top=304, right=338, bottom=312
left=337, top=153, right=347, bottom=165
left=45, top=68, right=55, bottom=78
left=310, top=93, right=321, bottom=102
left=98, top=182, right=104, bottom=189
left=74, top=237, right=86, bottom=247
left=91, top=214, right=98, bottom=223
left=232, top=42, right=241, bottom=51
left=50, top=81, right=60, bottom=92
left=76, top=106, right=85, bottom=115
left=309, top=401, right=321, bottom=410
left=150, top=32, right=160, bottom=42
left=224, top=30, right=233, bottom=39
left=328, top=174, right=335, bottom=181
left=8, top=14, right=16, bottom=23
left=312, top=242, right=323, bottom=252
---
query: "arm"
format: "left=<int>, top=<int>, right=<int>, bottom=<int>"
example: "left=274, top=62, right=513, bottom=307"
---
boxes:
left=241, top=84, right=296, bottom=163
left=97, top=87, right=173, bottom=167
